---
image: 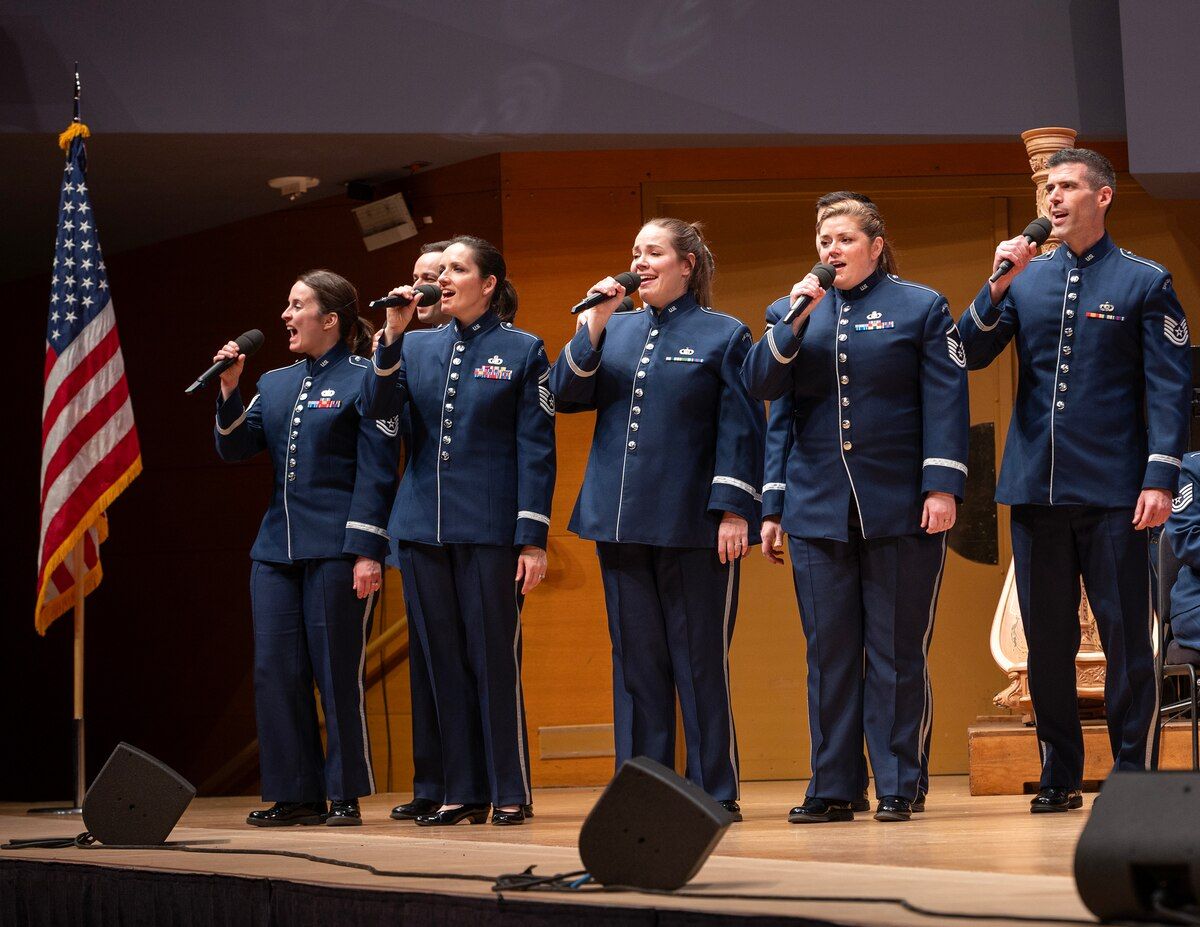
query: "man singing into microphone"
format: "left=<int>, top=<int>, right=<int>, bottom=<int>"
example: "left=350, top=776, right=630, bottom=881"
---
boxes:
left=957, top=148, right=1192, bottom=812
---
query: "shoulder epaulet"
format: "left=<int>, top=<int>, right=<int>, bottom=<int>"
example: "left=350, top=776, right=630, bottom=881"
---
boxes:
left=1030, top=252, right=1055, bottom=263
left=698, top=307, right=743, bottom=327
left=259, top=358, right=306, bottom=379
left=1118, top=248, right=1168, bottom=276
left=498, top=321, right=540, bottom=342
left=348, top=355, right=371, bottom=367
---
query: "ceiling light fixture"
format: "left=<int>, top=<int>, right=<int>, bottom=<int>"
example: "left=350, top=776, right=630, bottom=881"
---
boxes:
left=268, top=176, right=320, bottom=201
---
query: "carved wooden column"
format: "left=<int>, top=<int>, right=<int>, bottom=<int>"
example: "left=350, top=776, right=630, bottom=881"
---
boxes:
left=990, top=126, right=1110, bottom=721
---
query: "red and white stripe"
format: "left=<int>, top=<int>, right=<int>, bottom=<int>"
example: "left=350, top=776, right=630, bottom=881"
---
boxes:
left=36, top=299, right=141, bottom=632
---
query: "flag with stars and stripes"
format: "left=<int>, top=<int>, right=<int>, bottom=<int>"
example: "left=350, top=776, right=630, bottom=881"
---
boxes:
left=35, top=124, right=141, bottom=634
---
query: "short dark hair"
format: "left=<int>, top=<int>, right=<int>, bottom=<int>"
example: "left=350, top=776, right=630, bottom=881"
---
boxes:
left=420, top=239, right=452, bottom=255
left=1047, top=148, right=1116, bottom=194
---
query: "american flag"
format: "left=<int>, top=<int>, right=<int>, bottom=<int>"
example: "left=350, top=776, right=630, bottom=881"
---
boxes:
left=36, top=126, right=141, bottom=634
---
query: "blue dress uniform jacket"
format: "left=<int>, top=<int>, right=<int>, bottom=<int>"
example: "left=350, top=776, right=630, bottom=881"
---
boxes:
left=743, top=268, right=970, bottom=541
left=550, top=293, right=765, bottom=547
left=214, top=341, right=398, bottom=563
left=359, top=311, right=556, bottom=550
left=1167, top=454, right=1200, bottom=651
left=957, top=233, right=1191, bottom=503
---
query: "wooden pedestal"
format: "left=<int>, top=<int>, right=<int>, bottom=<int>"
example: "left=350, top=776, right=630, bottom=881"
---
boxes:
left=967, top=718, right=1197, bottom=795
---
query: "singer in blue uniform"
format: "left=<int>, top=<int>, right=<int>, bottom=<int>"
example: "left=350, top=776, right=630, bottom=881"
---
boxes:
left=361, top=236, right=555, bottom=826
left=744, top=197, right=969, bottom=823
left=1166, top=454, right=1200, bottom=662
left=212, top=270, right=398, bottom=827
left=551, top=218, right=764, bottom=818
left=382, top=240, right=453, bottom=823
left=957, top=148, right=1191, bottom=812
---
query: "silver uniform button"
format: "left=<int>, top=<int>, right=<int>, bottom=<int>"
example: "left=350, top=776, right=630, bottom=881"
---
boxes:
left=451, top=372, right=460, bottom=380
left=840, top=375, right=849, bottom=385
left=290, top=444, right=296, bottom=451
left=304, top=379, right=312, bottom=388
left=444, top=419, right=453, bottom=428
left=1063, top=346, right=1072, bottom=355
left=441, top=451, right=450, bottom=461
left=299, top=393, right=308, bottom=401
left=637, top=370, right=646, bottom=379
left=295, top=405, right=303, bottom=412
left=842, top=420, right=851, bottom=429
left=651, top=329, right=659, bottom=336
left=635, top=388, right=644, bottom=397
left=632, top=406, right=641, bottom=414
left=1067, top=293, right=1077, bottom=300
left=838, top=333, right=848, bottom=342
left=291, top=431, right=298, bottom=438
left=844, top=304, right=851, bottom=310
left=839, top=353, right=847, bottom=362
left=640, top=357, right=650, bottom=364
left=645, top=342, right=654, bottom=350
left=1061, top=364, right=1070, bottom=373
left=630, top=422, right=639, bottom=431
left=448, top=387, right=457, bottom=396
left=293, top=417, right=301, bottom=424
left=289, top=458, right=296, bottom=466
left=455, top=343, right=464, bottom=352
left=841, top=397, right=849, bottom=406
left=1070, top=275, right=1079, bottom=283
left=288, top=473, right=296, bottom=481
left=1067, top=309, right=1075, bottom=318
left=442, top=435, right=452, bottom=444
left=842, top=306, right=850, bottom=314
left=843, top=441, right=853, bottom=451
left=1064, top=328, right=1073, bottom=337
left=628, top=441, right=637, bottom=449
left=452, top=357, right=461, bottom=365
left=445, top=403, right=454, bottom=411
left=1058, top=383, right=1067, bottom=392
left=1056, top=401, right=1065, bottom=410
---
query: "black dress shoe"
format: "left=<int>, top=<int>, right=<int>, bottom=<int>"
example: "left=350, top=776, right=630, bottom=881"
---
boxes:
left=390, top=797, right=440, bottom=821
left=521, top=803, right=534, bottom=818
left=874, top=795, right=912, bottom=822
left=491, top=807, right=526, bottom=826
left=246, top=801, right=328, bottom=827
left=415, top=803, right=490, bottom=826
left=719, top=800, right=743, bottom=822
left=326, top=799, right=361, bottom=826
left=912, top=792, right=926, bottom=813
left=851, top=791, right=871, bottom=813
left=1030, top=787, right=1083, bottom=813
left=788, top=797, right=854, bottom=823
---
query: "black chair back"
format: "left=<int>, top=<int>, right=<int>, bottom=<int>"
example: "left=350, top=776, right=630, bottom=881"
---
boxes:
left=1159, top=531, right=1183, bottom=642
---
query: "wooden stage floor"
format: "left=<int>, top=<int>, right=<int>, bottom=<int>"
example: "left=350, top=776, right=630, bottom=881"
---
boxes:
left=0, top=776, right=1100, bottom=926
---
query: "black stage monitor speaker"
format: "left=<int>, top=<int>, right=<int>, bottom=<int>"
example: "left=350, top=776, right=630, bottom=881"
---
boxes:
left=578, top=756, right=732, bottom=890
left=1074, top=771, right=1200, bottom=921
left=81, top=743, right=196, bottom=845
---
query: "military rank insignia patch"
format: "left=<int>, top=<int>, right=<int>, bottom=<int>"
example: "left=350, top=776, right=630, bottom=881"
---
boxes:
left=376, top=415, right=400, bottom=437
left=538, top=367, right=555, bottom=417
left=1174, top=481, right=1193, bottom=513
left=946, top=327, right=967, bottom=368
left=1165, top=315, right=1190, bottom=346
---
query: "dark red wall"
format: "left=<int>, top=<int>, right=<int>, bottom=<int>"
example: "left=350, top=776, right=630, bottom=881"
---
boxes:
left=1, top=157, right=501, bottom=799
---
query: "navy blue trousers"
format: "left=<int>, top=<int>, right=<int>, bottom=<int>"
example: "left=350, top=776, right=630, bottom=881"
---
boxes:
left=788, top=530, right=947, bottom=802
left=597, top=543, right=741, bottom=801
left=394, top=543, right=532, bottom=808
left=402, top=582, right=444, bottom=802
left=1011, top=505, right=1159, bottom=789
left=250, top=559, right=376, bottom=803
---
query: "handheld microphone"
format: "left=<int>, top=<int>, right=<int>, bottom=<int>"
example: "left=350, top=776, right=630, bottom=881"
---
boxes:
left=781, top=263, right=837, bottom=325
left=989, top=217, right=1052, bottom=283
left=368, top=284, right=441, bottom=311
left=186, top=329, right=264, bottom=395
left=570, top=272, right=642, bottom=314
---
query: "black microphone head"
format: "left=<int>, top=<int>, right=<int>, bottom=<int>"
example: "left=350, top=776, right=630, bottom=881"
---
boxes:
left=618, top=296, right=636, bottom=312
left=812, top=263, right=837, bottom=289
left=1023, top=217, right=1053, bottom=245
left=614, top=272, right=642, bottom=292
left=235, top=329, right=265, bottom=356
left=414, top=284, right=442, bottom=307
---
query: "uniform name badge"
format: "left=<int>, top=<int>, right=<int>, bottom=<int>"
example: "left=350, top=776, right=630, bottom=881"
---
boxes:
left=475, top=354, right=513, bottom=380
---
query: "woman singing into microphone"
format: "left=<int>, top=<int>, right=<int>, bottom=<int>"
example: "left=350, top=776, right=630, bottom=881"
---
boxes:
left=361, top=236, right=555, bottom=826
left=551, top=219, right=764, bottom=818
left=212, top=270, right=397, bottom=827
left=742, top=196, right=969, bottom=824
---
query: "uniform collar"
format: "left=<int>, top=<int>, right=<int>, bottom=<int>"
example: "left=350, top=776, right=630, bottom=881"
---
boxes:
left=1058, top=231, right=1115, bottom=268
left=305, top=340, right=349, bottom=375
left=836, top=265, right=886, bottom=301
left=454, top=309, right=502, bottom=341
left=645, top=291, right=699, bottom=324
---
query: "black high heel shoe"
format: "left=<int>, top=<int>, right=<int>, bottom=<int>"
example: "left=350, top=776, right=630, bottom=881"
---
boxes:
left=491, top=806, right=526, bottom=826
left=415, top=803, right=490, bottom=826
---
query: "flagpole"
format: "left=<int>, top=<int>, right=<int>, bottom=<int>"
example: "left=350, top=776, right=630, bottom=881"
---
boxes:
left=29, top=63, right=88, bottom=816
